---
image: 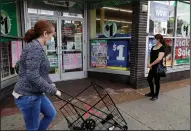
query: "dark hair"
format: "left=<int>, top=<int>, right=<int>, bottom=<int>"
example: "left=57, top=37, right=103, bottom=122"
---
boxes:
left=154, top=34, right=166, bottom=47
left=24, top=20, right=54, bottom=43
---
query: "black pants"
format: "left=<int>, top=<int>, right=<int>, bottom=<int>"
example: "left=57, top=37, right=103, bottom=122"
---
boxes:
left=147, top=68, right=160, bottom=97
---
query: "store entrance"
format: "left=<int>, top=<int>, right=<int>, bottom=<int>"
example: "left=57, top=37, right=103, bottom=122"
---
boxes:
left=58, top=18, right=85, bottom=81
left=28, top=15, right=86, bottom=82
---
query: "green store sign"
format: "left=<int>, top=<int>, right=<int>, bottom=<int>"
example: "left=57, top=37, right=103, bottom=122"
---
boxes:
left=176, top=58, right=190, bottom=65
left=0, top=2, right=18, bottom=36
left=0, top=10, right=11, bottom=35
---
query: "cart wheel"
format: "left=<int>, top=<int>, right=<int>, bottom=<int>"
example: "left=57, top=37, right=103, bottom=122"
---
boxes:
left=122, top=125, right=128, bottom=130
left=81, top=119, right=96, bottom=130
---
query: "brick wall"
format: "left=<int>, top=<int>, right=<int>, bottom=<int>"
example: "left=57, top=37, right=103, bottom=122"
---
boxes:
left=130, top=1, right=148, bottom=88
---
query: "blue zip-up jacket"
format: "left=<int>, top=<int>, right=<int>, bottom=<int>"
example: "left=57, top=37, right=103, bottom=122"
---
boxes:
left=13, top=39, right=57, bottom=96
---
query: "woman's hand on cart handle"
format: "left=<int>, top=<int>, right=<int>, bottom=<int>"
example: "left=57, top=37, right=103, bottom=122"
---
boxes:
left=55, top=90, right=62, bottom=97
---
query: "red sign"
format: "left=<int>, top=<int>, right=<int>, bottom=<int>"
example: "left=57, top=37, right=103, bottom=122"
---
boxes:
left=175, top=38, right=190, bottom=60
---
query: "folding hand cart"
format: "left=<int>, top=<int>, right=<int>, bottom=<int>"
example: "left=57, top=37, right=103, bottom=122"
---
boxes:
left=56, top=82, right=128, bottom=130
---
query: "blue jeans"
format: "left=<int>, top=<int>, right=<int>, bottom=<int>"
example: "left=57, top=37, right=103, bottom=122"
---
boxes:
left=15, top=95, right=56, bottom=130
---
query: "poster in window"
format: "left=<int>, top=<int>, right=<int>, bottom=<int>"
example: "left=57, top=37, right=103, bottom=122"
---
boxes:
left=11, top=41, right=22, bottom=68
left=175, top=38, right=190, bottom=65
left=63, top=53, right=82, bottom=70
left=91, top=40, right=107, bottom=67
left=150, top=1, right=169, bottom=22
left=74, top=34, right=82, bottom=50
left=154, top=21, right=167, bottom=35
left=67, top=41, right=74, bottom=50
left=47, top=55, right=58, bottom=68
left=181, top=22, right=190, bottom=37
left=107, top=40, right=128, bottom=70
left=1, top=2, right=18, bottom=36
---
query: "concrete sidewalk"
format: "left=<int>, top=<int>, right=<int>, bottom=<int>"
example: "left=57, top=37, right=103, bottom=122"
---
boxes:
left=1, top=82, right=190, bottom=130
left=50, top=86, right=190, bottom=130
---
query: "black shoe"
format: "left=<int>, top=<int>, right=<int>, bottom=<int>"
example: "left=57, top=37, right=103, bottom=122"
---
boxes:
left=145, top=92, right=152, bottom=97
left=150, top=96, right=158, bottom=101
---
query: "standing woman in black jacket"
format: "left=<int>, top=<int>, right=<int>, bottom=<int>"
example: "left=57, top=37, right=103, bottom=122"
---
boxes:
left=145, top=34, right=165, bottom=101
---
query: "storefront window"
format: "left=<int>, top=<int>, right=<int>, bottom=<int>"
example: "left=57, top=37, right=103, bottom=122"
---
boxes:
left=147, top=37, right=173, bottom=71
left=0, top=38, right=23, bottom=78
left=89, top=1, right=131, bottom=71
left=146, top=1, right=190, bottom=75
left=89, top=2, right=132, bottom=38
left=148, top=1, right=176, bottom=37
left=90, top=39, right=130, bottom=71
left=1, top=1, right=23, bottom=79
left=176, top=1, right=190, bottom=37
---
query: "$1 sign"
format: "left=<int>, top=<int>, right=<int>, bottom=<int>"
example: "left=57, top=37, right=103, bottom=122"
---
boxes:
left=113, top=43, right=125, bottom=61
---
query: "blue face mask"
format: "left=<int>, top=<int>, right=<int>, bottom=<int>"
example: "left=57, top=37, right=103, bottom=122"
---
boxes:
left=46, top=37, right=54, bottom=45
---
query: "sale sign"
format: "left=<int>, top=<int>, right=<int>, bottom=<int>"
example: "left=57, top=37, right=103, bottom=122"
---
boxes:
left=175, top=38, right=190, bottom=65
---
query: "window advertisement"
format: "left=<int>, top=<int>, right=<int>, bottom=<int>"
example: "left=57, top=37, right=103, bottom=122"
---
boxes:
left=91, top=40, right=107, bottom=67
left=11, top=40, right=23, bottom=68
left=176, top=2, right=190, bottom=37
left=149, top=1, right=175, bottom=36
left=0, top=38, right=23, bottom=78
left=107, top=40, right=128, bottom=70
left=0, top=1, right=19, bottom=36
left=90, top=40, right=129, bottom=71
left=174, top=38, right=190, bottom=65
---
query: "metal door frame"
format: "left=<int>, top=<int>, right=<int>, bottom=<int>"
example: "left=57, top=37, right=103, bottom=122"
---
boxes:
left=27, top=15, right=87, bottom=81
left=58, top=17, right=87, bottom=81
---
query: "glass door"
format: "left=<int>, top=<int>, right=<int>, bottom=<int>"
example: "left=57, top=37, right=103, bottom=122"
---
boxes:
left=59, top=18, right=85, bottom=80
left=28, top=16, right=61, bottom=82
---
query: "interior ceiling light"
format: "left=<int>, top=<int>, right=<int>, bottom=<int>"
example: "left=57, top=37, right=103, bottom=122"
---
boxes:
left=122, top=26, right=129, bottom=28
left=103, top=7, right=132, bottom=13
left=96, top=18, right=132, bottom=24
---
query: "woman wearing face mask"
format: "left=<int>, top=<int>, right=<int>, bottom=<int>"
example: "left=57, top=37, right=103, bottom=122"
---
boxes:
left=12, top=20, right=62, bottom=130
left=145, top=34, right=165, bottom=101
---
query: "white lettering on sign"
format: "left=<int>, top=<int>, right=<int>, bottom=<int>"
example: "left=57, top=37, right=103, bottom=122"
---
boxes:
left=117, top=45, right=125, bottom=61
left=176, top=39, right=190, bottom=57
left=178, top=48, right=190, bottom=57
left=155, top=9, right=168, bottom=17
left=103, top=21, right=117, bottom=38
left=113, top=44, right=125, bottom=61
left=149, top=41, right=153, bottom=51
left=176, top=39, right=189, bottom=47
